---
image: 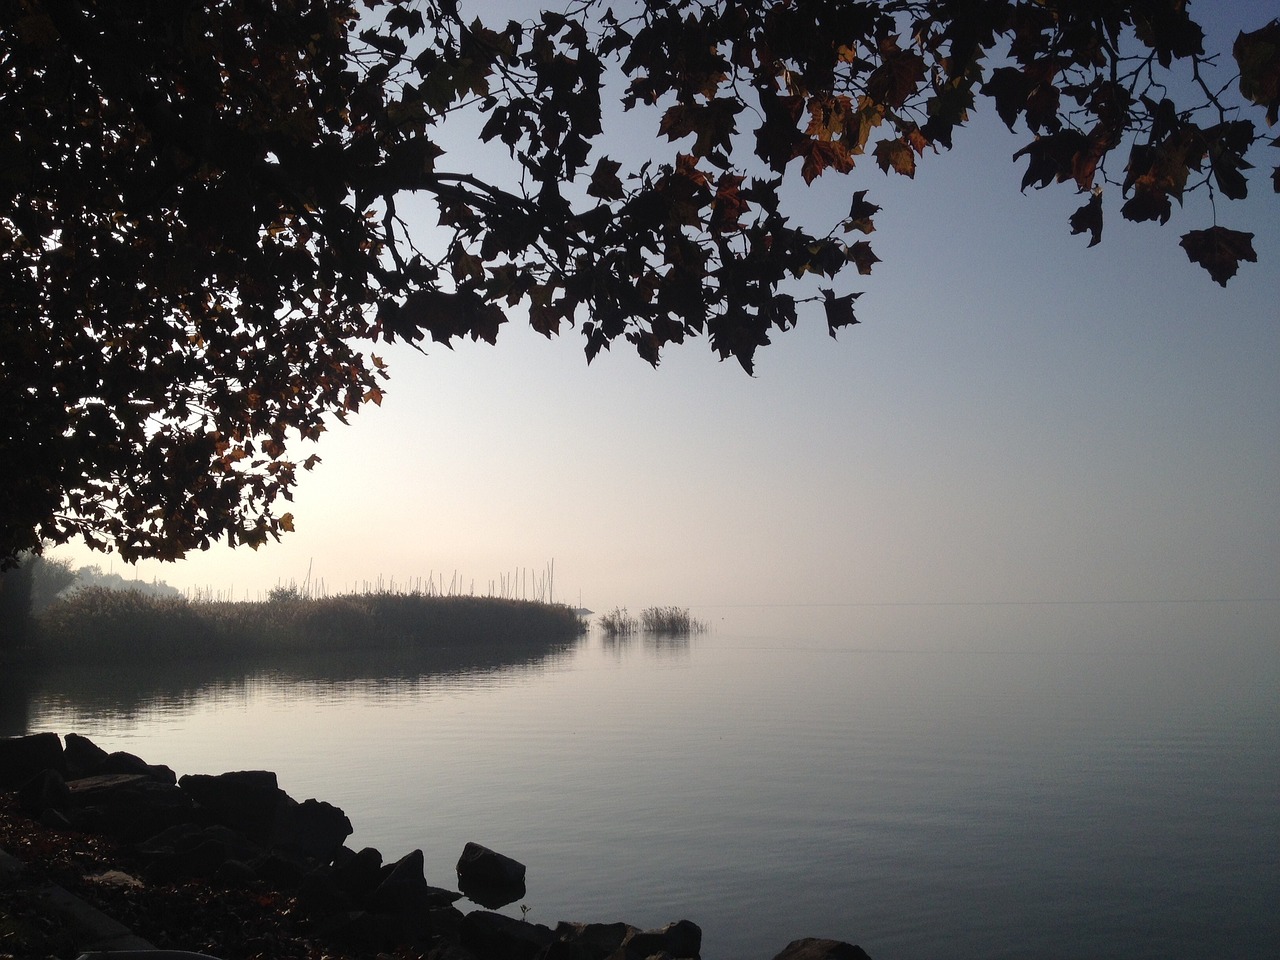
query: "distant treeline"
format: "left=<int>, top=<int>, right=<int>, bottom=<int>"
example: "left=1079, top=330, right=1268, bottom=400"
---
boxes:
left=9, top=586, right=586, bottom=666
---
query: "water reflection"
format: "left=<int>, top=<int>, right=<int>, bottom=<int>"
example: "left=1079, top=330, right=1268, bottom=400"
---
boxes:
left=599, top=632, right=692, bottom=662
left=3, top=635, right=584, bottom=733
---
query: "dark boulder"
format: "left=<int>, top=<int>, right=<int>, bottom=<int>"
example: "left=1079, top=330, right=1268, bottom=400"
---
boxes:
left=771, top=939, right=874, bottom=960
left=367, top=848, right=432, bottom=915
left=271, top=797, right=353, bottom=863
left=332, top=846, right=384, bottom=900
left=179, top=770, right=285, bottom=841
left=250, top=850, right=307, bottom=887
left=144, top=837, right=232, bottom=882
left=297, top=865, right=356, bottom=917
left=457, top=841, right=527, bottom=907
left=457, top=841, right=526, bottom=887
left=139, top=824, right=264, bottom=882
left=16, top=768, right=71, bottom=818
left=0, top=732, right=65, bottom=788
left=621, top=920, right=702, bottom=960
left=97, top=750, right=177, bottom=784
left=63, top=733, right=109, bottom=779
left=313, top=910, right=415, bottom=954
left=460, top=910, right=555, bottom=960
left=553, top=921, right=637, bottom=960
left=65, top=773, right=195, bottom=842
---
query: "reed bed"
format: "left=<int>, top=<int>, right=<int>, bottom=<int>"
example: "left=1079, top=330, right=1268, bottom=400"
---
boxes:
left=598, top=607, right=639, bottom=638
left=639, top=606, right=707, bottom=636
left=26, top=586, right=585, bottom=665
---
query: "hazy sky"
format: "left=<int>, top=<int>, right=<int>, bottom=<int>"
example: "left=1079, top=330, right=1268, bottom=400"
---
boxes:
left=54, top=1, right=1280, bottom=611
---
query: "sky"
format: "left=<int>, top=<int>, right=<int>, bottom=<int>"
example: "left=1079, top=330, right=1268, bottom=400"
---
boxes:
left=51, top=1, right=1280, bottom=612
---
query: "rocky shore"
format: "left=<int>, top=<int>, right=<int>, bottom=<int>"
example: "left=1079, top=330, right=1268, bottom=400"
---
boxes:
left=1, top=732, right=873, bottom=960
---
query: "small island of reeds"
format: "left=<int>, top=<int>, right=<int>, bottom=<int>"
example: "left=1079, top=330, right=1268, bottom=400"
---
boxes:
left=15, top=587, right=586, bottom=666
left=599, top=606, right=706, bottom=639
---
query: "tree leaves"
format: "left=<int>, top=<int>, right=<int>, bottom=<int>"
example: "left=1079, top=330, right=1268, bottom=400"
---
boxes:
left=1234, top=20, right=1280, bottom=125
left=873, top=138, right=916, bottom=178
left=1069, top=192, right=1104, bottom=247
left=821, top=288, right=861, bottom=337
left=2, top=0, right=1276, bottom=566
left=1179, top=227, right=1257, bottom=286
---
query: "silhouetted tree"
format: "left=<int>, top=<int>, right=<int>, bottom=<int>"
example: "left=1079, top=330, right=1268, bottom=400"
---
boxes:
left=3, top=1, right=1276, bottom=567
left=0, top=553, right=36, bottom=650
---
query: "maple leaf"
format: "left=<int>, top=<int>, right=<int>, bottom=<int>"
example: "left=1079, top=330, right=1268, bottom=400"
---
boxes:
left=843, top=190, right=880, bottom=234
left=1121, top=187, right=1172, bottom=224
left=587, top=157, right=624, bottom=200
left=805, top=93, right=855, bottom=141
left=1068, top=192, right=1103, bottom=247
left=866, top=48, right=927, bottom=109
left=797, top=139, right=855, bottom=184
left=983, top=66, right=1032, bottom=131
left=1179, top=226, right=1257, bottom=286
left=1014, top=130, right=1088, bottom=190
left=659, top=98, right=744, bottom=158
left=1203, top=120, right=1256, bottom=201
left=709, top=173, right=749, bottom=235
left=821, top=288, right=862, bottom=337
left=846, top=240, right=879, bottom=275
left=873, top=138, right=916, bottom=177
left=1234, top=21, right=1280, bottom=125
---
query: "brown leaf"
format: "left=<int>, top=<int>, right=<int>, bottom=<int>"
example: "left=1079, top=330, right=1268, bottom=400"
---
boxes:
left=587, top=157, right=624, bottom=200
left=846, top=240, right=880, bottom=275
left=821, top=287, right=862, bottom=336
left=797, top=139, right=855, bottom=184
left=866, top=48, right=926, bottom=109
left=1068, top=193, right=1103, bottom=247
left=1179, top=226, right=1257, bottom=286
left=873, top=138, right=916, bottom=177
left=843, top=189, right=880, bottom=234
left=659, top=98, right=744, bottom=158
left=1234, top=20, right=1280, bottom=125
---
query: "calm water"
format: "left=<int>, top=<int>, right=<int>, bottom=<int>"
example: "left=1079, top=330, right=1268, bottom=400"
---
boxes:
left=7, top=602, right=1278, bottom=960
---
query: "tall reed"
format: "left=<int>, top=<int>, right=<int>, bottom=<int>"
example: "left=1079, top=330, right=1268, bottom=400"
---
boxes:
left=598, top=607, right=638, bottom=638
left=639, top=606, right=706, bottom=636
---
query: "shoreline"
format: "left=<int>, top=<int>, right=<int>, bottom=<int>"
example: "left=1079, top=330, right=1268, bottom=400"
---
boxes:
left=1, top=731, right=873, bottom=960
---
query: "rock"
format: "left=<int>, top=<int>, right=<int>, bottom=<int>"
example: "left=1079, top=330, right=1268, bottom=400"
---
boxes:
left=63, top=733, right=109, bottom=779
left=313, top=910, right=403, bottom=953
left=140, top=824, right=263, bottom=882
left=250, top=850, right=306, bottom=887
left=0, top=732, right=65, bottom=788
left=145, top=837, right=232, bottom=882
left=297, top=865, right=355, bottom=917
left=271, top=797, right=353, bottom=863
left=17, top=768, right=71, bottom=818
left=65, top=773, right=196, bottom=841
left=621, top=920, right=702, bottom=960
left=97, top=750, right=177, bottom=784
left=179, top=770, right=285, bottom=841
left=460, top=910, right=555, bottom=960
left=367, top=848, right=432, bottom=915
left=140, top=823, right=262, bottom=863
left=553, top=921, right=637, bottom=960
left=332, top=846, right=384, bottom=900
left=457, top=841, right=527, bottom=907
left=457, top=841, right=527, bottom=887
left=213, top=858, right=258, bottom=884
left=770, top=939, right=874, bottom=960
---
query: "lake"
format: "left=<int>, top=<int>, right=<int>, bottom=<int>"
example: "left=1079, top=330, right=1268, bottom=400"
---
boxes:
left=6, top=601, right=1278, bottom=960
